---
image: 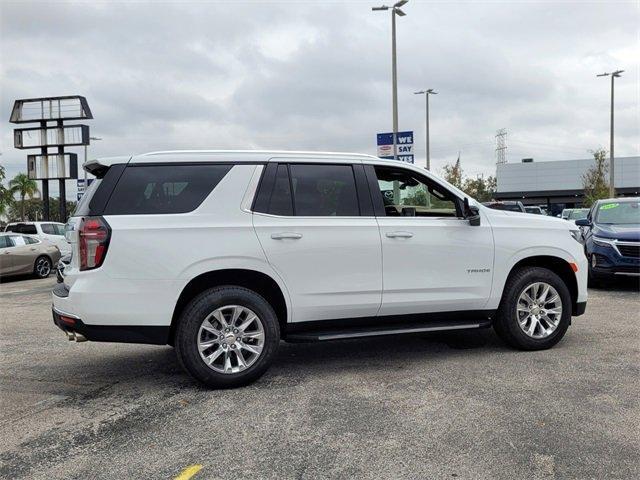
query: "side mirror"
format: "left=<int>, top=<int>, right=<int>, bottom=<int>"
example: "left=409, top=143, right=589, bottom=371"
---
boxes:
left=463, top=198, right=481, bottom=226
left=575, top=218, right=590, bottom=227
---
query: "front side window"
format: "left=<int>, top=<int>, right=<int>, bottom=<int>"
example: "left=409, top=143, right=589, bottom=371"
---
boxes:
left=0, top=236, right=12, bottom=248
left=105, top=164, right=232, bottom=215
left=289, top=164, right=359, bottom=216
left=373, top=166, right=459, bottom=217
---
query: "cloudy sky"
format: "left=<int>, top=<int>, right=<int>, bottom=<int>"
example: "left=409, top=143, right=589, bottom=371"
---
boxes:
left=1, top=0, right=638, bottom=197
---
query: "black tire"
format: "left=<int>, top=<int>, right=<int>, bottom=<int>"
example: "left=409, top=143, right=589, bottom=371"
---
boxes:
left=175, top=286, right=280, bottom=388
left=493, top=267, right=571, bottom=350
left=33, top=256, right=52, bottom=279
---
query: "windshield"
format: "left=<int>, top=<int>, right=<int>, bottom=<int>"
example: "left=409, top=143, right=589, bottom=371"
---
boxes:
left=595, top=201, right=640, bottom=225
left=568, top=209, right=589, bottom=220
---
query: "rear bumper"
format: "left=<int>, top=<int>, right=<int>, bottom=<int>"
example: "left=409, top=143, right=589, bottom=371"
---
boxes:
left=52, top=307, right=169, bottom=345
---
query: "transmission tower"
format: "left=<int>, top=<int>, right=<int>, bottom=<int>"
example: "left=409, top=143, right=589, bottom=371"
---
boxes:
left=495, top=128, right=507, bottom=164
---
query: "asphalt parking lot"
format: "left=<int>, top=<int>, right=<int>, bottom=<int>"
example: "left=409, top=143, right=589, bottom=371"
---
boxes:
left=0, top=276, right=638, bottom=479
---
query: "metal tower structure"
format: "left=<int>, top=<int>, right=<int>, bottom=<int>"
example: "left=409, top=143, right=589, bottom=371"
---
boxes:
left=495, top=128, right=507, bottom=165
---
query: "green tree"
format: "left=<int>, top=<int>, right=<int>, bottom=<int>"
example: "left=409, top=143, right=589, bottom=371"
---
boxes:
left=462, top=175, right=497, bottom=202
left=6, top=197, right=76, bottom=223
left=441, top=156, right=463, bottom=189
left=582, top=148, right=610, bottom=207
left=0, top=165, right=14, bottom=217
left=9, top=173, right=39, bottom=221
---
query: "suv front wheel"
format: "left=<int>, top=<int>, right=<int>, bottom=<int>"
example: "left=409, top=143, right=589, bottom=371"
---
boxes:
left=175, top=286, right=281, bottom=388
left=493, top=267, right=571, bottom=350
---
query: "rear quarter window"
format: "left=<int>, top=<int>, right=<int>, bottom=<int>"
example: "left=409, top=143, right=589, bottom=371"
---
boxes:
left=104, top=164, right=232, bottom=215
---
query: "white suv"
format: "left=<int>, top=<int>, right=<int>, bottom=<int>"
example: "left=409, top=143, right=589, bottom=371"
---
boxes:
left=5, top=221, right=71, bottom=255
left=53, top=151, right=588, bottom=388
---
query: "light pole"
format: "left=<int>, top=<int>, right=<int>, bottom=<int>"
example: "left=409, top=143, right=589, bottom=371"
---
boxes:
left=83, top=136, right=102, bottom=188
left=597, top=70, right=623, bottom=198
left=414, top=88, right=437, bottom=170
left=373, top=0, right=408, bottom=161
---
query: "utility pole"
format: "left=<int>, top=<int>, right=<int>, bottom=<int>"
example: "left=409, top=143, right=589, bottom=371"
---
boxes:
left=414, top=88, right=437, bottom=170
left=597, top=70, right=623, bottom=198
left=373, top=1, right=408, bottom=161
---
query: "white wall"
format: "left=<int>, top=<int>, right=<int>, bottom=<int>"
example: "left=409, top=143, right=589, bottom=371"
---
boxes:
left=496, top=156, right=640, bottom=193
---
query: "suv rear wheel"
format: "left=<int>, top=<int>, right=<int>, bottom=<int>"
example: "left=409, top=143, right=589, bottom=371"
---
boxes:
left=175, top=286, right=280, bottom=388
left=494, top=267, right=571, bottom=350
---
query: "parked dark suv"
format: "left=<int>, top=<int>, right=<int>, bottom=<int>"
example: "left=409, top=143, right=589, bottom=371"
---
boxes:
left=576, top=198, right=640, bottom=285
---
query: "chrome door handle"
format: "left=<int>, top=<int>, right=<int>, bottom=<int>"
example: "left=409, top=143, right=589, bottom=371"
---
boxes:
left=386, top=231, right=414, bottom=238
left=271, top=232, right=303, bottom=240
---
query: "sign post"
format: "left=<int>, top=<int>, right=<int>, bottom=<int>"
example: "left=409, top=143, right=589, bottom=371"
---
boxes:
left=377, top=131, right=414, bottom=164
left=10, top=96, right=93, bottom=221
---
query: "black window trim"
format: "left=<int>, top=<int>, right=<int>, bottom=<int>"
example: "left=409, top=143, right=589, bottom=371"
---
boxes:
left=364, top=163, right=466, bottom=219
left=252, top=161, right=371, bottom=218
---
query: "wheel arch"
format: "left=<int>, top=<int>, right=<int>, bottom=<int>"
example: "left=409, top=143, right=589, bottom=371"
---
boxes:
left=507, top=255, right=579, bottom=314
left=169, top=268, right=289, bottom=345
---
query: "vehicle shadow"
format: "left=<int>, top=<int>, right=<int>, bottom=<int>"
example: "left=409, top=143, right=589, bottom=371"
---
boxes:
left=45, top=327, right=507, bottom=395
left=0, top=273, right=56, bottom=284
left=590, top=276, right=640, bottom=292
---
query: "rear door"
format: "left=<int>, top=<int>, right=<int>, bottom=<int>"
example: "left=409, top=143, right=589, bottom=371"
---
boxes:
left=366, top=164, right=494, bottom=315
left=252, top=161, right=382, bottom=323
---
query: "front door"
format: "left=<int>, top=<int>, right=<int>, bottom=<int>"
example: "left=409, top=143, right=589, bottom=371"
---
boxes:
left=366, top=164, right=494, bottom=316
left=0, top=235, right=14, bottom=275
left=252, top=162, right=382, bottom=323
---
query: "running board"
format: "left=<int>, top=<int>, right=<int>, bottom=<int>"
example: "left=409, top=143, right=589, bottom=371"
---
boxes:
left=285, top=319, right=491, bottom=343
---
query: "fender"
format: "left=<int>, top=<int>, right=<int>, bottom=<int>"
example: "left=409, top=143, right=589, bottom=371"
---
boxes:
left=487, top=246, right=579, bottom=310
left=173, top=255, right=293, bottom=323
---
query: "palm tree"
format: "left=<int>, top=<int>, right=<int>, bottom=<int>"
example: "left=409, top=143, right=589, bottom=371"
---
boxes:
left=9, top=173, right=39, bottom=221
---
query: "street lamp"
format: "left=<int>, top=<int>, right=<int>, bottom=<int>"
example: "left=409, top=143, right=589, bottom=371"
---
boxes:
left=414, top=88, right=437, bottom=170
left=84, top=136, right=102, bottom=185
left=373, top=0, right=409, bottom=161
left=597, top=69, right=623, bottom=198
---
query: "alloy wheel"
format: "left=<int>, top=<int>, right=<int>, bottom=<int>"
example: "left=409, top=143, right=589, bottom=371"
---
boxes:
left=35, top=258, right=51, bottom=277
left=516, top=282, right=562, bottom=339
left=197, top=305, right=265, bottom=374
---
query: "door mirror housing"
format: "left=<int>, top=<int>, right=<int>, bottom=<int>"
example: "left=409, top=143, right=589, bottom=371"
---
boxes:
left=463, top=198, right=481, bottom=226
left=575, top=218, right=590, bottom=227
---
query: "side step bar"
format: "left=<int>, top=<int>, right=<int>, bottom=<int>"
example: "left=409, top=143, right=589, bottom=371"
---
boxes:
left=285, top=320, right=491, bottom=343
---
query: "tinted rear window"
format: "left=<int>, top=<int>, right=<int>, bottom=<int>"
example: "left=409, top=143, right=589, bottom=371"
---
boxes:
left=5, top=224, right=37, bottom=234
left=104, top=164, right=232, bottom=215
left=290, top=164, right=360, bottom=216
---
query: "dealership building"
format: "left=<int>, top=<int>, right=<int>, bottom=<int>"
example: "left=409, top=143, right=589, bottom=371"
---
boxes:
left=494, top=156, right=640, bottom=214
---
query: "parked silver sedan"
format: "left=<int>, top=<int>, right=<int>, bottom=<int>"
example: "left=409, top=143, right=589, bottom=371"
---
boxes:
left=0, top=232, right=61, bottom=279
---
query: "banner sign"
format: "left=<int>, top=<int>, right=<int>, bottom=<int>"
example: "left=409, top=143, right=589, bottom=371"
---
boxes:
left=376, top=131, right=414, bottom=163
left=77, top=178, right=94, bottom=201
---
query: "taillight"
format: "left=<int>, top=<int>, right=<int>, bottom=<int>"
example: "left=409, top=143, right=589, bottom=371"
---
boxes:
left=79, top=216, right=111, bottom=271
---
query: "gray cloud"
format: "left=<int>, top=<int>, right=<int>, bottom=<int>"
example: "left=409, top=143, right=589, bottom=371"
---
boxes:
left=1, top=0, right=638, bottom=200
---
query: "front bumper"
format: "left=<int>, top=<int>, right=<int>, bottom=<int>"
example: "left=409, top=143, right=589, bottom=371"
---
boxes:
left=574, top=301, right=587, bottom=316
left=589, top=242, right=640, bottom=277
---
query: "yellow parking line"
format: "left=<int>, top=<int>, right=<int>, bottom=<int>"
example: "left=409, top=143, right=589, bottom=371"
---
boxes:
left=174, top=464, right=203, bottom=480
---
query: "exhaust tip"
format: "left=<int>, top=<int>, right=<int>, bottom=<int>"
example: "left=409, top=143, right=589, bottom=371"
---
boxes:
left=66, top=331, right=75, bottom=341
left=74, top=333, right=88, bottom=342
